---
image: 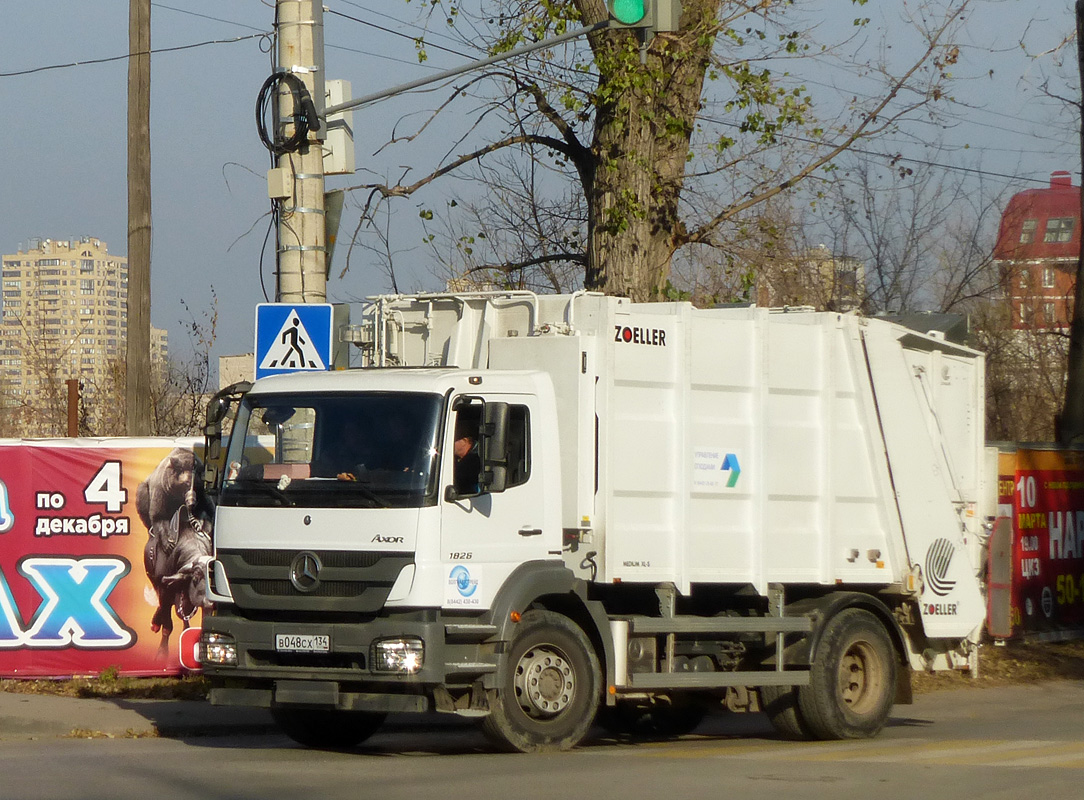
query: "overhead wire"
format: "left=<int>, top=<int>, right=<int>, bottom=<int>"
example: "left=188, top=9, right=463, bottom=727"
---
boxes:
left=785, top=60, right=1076, bottom=148
left=695, top=112, right=1063, bottom=186
left=0, top=5, right=448, bottom=80
left=325, top=42, right=448, bottom=70
left=151, top=2, right=268, bottom=33
left=330, top=5, right=1075, bottom=171
left=7, top=2, right=1060, bottom=278
left=321, top=7, right=1071, bottom=205
left=325, top=7, right=475, bottom=61
left=0, top=33, right=268, bottom=78
left=333, top=0, right=478, bottom=55
left=325, top=2, right=597, bottom=88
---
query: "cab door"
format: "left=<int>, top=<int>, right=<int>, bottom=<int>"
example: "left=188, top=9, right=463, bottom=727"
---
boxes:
left=439, top=394, right=548, bottom=609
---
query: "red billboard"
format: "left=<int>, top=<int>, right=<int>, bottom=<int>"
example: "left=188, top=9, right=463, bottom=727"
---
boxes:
left=0, top=439, right=210, bottom=677
left=995, top=447, right=1084, bottom=638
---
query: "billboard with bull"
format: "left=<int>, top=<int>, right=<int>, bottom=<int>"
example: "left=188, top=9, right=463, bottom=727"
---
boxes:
left=0, top=438, right=211, bottom=677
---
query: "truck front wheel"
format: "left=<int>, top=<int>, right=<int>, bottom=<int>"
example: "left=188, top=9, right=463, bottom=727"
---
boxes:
left=798, top=608, right=896, bottom=739
left=271, top=707, right=386, bottom=749
left=480, top=609, right=601, bottom=753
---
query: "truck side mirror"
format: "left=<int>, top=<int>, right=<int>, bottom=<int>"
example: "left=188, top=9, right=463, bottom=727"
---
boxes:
left=206, top=396, right=231, bottom=428
left=203, top=381, right=251, bottom=496
left=481, top=401, right=510, bottom=494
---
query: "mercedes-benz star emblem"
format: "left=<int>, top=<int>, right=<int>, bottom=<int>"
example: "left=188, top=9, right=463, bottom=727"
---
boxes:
left=289, top=551, right=322, bottom=593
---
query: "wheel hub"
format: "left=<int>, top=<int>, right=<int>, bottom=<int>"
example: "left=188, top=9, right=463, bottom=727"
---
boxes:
left=514, top=645, right=575, bottom=718
left=838, top=640, right=880, bottom=714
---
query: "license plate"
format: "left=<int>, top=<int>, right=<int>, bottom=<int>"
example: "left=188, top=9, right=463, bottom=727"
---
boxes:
left=275, top=633, right=330, bottom=653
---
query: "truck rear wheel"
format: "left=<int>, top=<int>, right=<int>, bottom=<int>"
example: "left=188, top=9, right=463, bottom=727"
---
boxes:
left=798, top=608, right=896, bottom=740
left=271, top=707, right=386, bottom=749
left=480, top=609, right=600, bottom=753
left=760, top=685, right=813, bottom=740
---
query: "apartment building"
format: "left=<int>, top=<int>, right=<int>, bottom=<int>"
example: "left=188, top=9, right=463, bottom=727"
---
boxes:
left=754, top=243, right=866, bottom=313
left=992, top=171, right=1080, bottom=331
left=1, top=237, right=167, bottom=433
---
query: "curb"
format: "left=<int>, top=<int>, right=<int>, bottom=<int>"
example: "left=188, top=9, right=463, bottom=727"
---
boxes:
left=0, top=692, right=277, bottom=741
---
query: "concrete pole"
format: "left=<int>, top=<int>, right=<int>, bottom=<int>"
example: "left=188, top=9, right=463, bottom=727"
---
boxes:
left=126, top=0, right=152, bottom=434
left=275, top=0, right=327, bottom=303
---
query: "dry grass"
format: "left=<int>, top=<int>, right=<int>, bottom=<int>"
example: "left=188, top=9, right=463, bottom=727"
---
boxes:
left=0, top=667, right=208, bottom=701
left=64, top=728, right=159, bottom=739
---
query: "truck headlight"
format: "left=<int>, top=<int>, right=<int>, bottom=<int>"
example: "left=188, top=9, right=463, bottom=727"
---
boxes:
left=371, top=638, right=424, bottom=673
left=201, top=631, right=238, bottom=666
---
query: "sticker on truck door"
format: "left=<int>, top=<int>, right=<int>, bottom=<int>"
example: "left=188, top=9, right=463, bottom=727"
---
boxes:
left=444, top=564, right=483, bottom=607
left=692, top=449, right=743, bottom=492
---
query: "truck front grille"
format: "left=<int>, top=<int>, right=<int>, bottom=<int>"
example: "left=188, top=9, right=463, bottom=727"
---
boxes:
left=246, top=579, right=367, bottom=598
left=234, top=549, right=385, bottom=569
left=217, top=548, right=413, bottom=614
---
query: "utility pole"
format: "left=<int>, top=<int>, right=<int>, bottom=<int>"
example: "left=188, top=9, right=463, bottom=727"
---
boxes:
left=65, top=379, right=80, bottom=437
left=274, top=0, right=327, bottom=303
left=126, top=0, right=152, bottom=435
left=1059, top=0, right=1084, bottom=444
left=268, top=2, right=667, bottom=305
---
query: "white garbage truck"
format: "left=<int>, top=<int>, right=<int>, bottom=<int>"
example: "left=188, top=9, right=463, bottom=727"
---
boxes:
left=199, top=291, right=991, bottom=753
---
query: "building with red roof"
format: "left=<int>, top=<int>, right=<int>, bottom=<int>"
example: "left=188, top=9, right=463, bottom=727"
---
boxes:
left=992, top=171, right=1080, bottom=331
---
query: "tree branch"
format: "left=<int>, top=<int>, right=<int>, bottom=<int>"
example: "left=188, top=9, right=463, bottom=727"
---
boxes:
left=343, top=134, right=580, bottom=199
left=683, top=2, right=969, bottom=246
left=464, top=251, right=587, bottom=276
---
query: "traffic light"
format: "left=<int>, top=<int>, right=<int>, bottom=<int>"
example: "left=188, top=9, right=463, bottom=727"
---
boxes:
left=609, top=0, right=648, bottom=26
left=606, top=0, right=682, bottom=33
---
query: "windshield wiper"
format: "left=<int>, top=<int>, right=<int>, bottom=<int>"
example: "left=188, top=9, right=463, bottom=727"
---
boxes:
left=343, top=482, right=390, bottom=508
left=229, top=479, right=295, bottom=507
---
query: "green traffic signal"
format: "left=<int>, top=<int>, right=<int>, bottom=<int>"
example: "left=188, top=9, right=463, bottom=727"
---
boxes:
left=608, top=0, right=647, bottom=26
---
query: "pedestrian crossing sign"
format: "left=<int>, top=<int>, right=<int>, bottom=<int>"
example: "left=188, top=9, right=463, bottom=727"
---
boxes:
left=254, top=303, right=334, bottom=380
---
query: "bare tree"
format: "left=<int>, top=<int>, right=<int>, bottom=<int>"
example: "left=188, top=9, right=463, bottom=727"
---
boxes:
left=803, top=152, right=1066, bottom=442
left=0, top=295, right=219, bottom=438
left=810, top=153, right=1009, bottom=315
left=423, top=148, right=587, bottom=293
left=668, top=193, right=816, bottom=306
left=338, top=0, right=978, bottom=300
left=975, top=300, right=1066, bottom=443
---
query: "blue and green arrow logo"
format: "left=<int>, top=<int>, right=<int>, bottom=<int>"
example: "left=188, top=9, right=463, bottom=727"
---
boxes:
left=722, top=454, right=741, bottom=488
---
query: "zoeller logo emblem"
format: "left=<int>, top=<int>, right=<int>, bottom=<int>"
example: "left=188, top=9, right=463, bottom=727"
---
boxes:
left=289, top=551, right=322, bottom=593
left=925, top=538, right=956, bottom=597
left=613, top=325, right=667, bottom=347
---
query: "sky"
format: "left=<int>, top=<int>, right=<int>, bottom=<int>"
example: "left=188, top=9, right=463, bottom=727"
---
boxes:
left=0, top=1, right=1078, bottom=366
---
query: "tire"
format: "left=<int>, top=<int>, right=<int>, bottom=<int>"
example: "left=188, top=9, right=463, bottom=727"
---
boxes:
left=759, top=685, right=813, bottom=740
left=597, top=698, right=707, bottom=739
left=797, top=608, right=897, bottom=740
left=480, top=609, right=601, bottom=753
left=271, top=707, right=386, bottom=749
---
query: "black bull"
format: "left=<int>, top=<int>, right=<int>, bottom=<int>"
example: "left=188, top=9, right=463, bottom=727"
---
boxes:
left=136, top=448, right=214, bottom=659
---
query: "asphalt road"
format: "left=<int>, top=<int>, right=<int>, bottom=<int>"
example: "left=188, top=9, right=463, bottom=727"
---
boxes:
left=2, top=682, right=1083, bottom=800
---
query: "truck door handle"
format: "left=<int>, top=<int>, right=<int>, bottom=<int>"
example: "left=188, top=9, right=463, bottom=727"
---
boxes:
left=519, top=528, right=543, bottom=537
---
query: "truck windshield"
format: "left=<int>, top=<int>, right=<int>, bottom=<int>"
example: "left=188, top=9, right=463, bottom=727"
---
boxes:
left=219, top=391, right=443, bottom=509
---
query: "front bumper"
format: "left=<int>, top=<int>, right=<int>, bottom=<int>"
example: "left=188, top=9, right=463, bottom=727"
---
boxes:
left=210, top=682, right=430, bottom=714
left=202, top=609, right=499, bottom=712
